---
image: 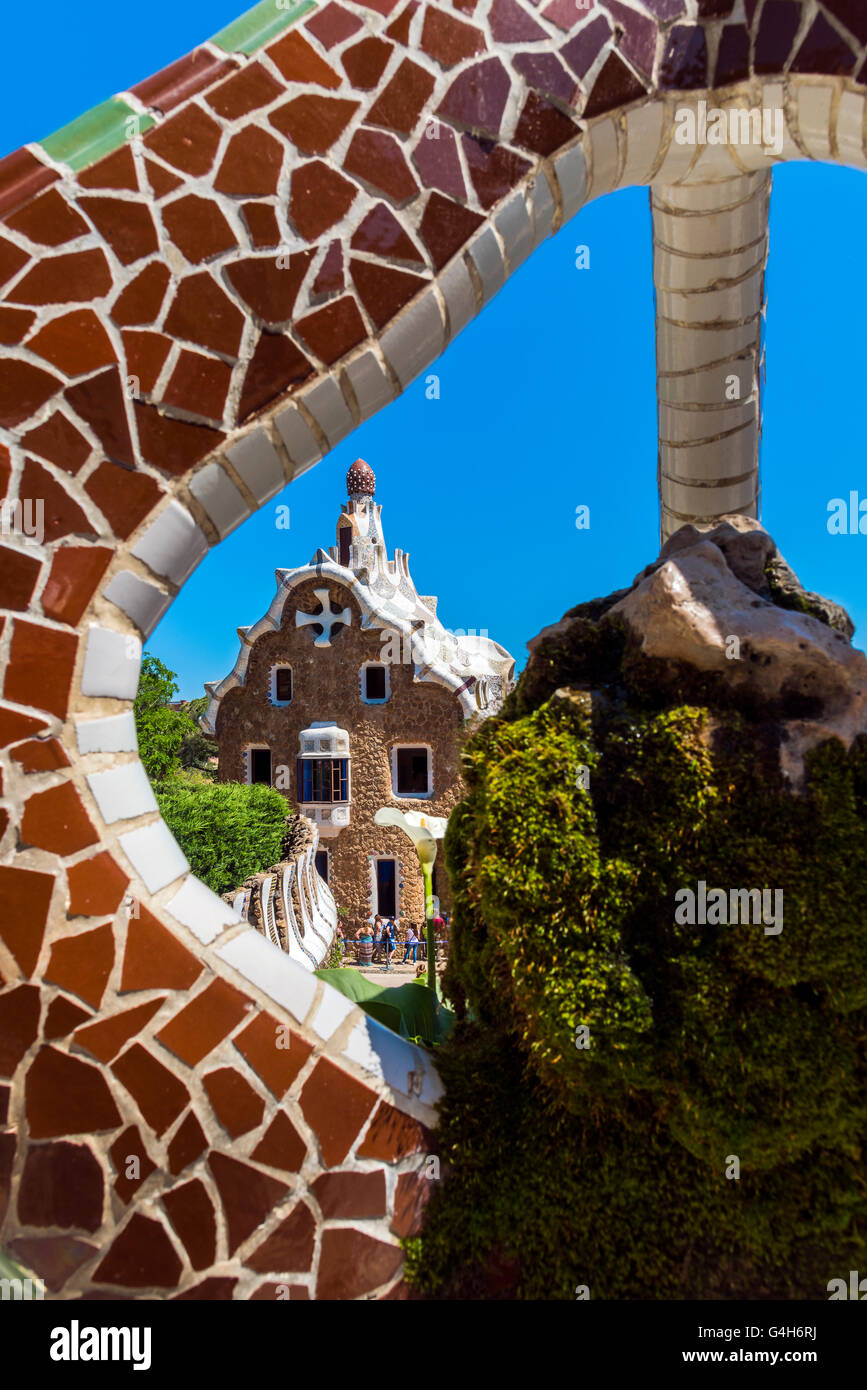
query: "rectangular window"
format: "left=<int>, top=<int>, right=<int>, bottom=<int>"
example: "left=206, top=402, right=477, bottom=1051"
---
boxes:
left=396, top=747, right=430, bottom=795
left=275, top=668, right=292, bottom=703
left=339, top=526, right=351, bottom=567
left=250, top=748, right=272, bottom=785
left=298, top=758, right=349, bottom=803
left=364, top=665, right=387, bottom=701
left=376, top=859, right=396, bottom=918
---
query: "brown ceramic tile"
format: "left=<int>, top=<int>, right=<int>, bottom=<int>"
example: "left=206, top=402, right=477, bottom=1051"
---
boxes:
left=214, top=127, right=284, bottom=197
left=27, top=307, right=116, bottom=376
left=94, top=1213, right=182, bottom=1289
left=162, top=193, right=236, bottom=265
left=110, top=1124, right=157, bottom=1203
left=238, top=330, right=313, bottom=420
left=45, top=924, right=115, bottom=1008
left=25, top=1045, right=122, bottom=1138
left=133, top=402, right=225, bottom=474
left=270, top=94, right=360, bottom=154
left=386, top=1, right=419, bottom=45
left=144, top=157, right=184, bottom=198
left=83, top=459, right=163, bottom=540
left=311, top=1168, right=387, bottom=1218
left=391, top=1169, right=433, bottom=1237
left=11, top=737, right=71, bottom=772
left=247, top=1200, right=315, bottom=1272
left=78, top=196, right=159, bottom=266
left=356, top=1098, right=429, bottom=1160
left=111, top=261, right=171, bottom=327
left=421, top=7, right=486, bottom=66
left=437, top=56, right=511, bottom=137
left=21, top=411, right=91, bottom=475
left=512, top=51, right=580, bottom=106
left=206, top=61, right=283, bottom=119
left=208, top=1152, right=289, bottom=1254
left=0, top=233, right=28, bottom=291
left=121, top=903, right=203, bottom=993
left=242, top=201, right=281, bottom=248
left=226, top=250, right=314, bottom=325
left=41, top=543, right=111, bottom=628
left=513, top=91, right=579, bottom=156
left=607, top=0, right=658, bottom=76
left=9, top=1236, right=97, bottom=1293
left=233, top=1009, right=313, bottom=1098
left=164, top=271, right=245, bottom=357
left=173, top=1276, right=237, bottom=1300
left=45, top=994, right=92, bottom=1040
left=74, top=997, right=165, bottom=1064
left=20, top=458, right=97, bottom=543
left=66, top=367, right=135, bottom=466
left=203, top=1065, right=266, bottom=1137
left=345, top=127, right=420, bottom=203
left=0, top=808, right=8, bottom=841
left=133, top=47, right=237, bottom=113
left=267, top=30, right=343, bottom=88
left=0, top=359, right=62, bottom=429
left=491, top=0, right=547, bottom=41
left=561, top=14, right=613, bottom=80
left=290, top=160, right=359, bottom=239
left=306, top=1, right=363, bottom=48
left=249, top=1280, right=309, bottom=1299
left=157, top=977, right=251, bottom=1067
left=311, top=240, right=344, bottom=299
left=18, top=1139, right=104, bottom=1231
left=5, top=187, right=89, bottom=246
left=543, top=0, right=601, bottom=24
left=0, top=546, right=41, bottom=611
left=352, top=202, right=425, bottom=264
left=122, top=328, right=173, bottom=394
left=824, top=0, right=867, bottom=44
left=351, top=257, right=427, bottom=329
left=342, top=36, right=394, bottom=89
left=77, top=144, right=140, bottom=191
left=20, top=780, right=98, bottom=856
left=162, top=1179, right=216, bottom=1270
left=112, top=1042, right=190, bottom=1136
left=418, top=189, right=484, bottom=269
left=0, top=983, right=41, bottom=1076
left=583, top=49, right=648, bottom=116
left=0, top=305, right=35, bottom=343
left=296, top=294, right=368, bottom=364
left=7, top=248, right=112, bottom=306
left=0, top=1132, right=16, bottom=1226
left=368, top=58, right=436, bottom=135
left=0, top=864, right=55, bottom=976
left=4, top=620, right=78, bottom=720
left=412, top=121, right=467, bottom=200
left=316, top=1227, right=402, bottom=1298
left=659, top=23, right=708, bottom=89
left=0, top=147, right=59, bottom=219
left=143, top=103, right=223, bottom=177
left=790, top=13, right=857, bottom=75
left=250, top=1108, right=308, bottom=1172
left=356, top=0, right=400, bottom=13
left=0, top=1086, right=8, bottom=1124
left=167, top=1110, right=207, bottom=1175
left=162, top=349, right=232, bottom=423
left=715, top=24, right=750, bottom=85
left=299, top=1057, right=377, bottom=1166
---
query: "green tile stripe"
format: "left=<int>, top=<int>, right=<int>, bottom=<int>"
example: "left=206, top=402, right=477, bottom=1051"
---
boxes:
left=211, top=0, right=317, bottom=56
left=39, top=97, right=155, bottom=173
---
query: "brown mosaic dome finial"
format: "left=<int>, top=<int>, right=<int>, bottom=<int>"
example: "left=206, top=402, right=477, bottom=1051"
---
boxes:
left=347, top=458, right=375, bottom=497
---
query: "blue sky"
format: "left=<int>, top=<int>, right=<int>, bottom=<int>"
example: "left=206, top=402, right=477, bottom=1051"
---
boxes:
left=5, top=2, right=866, bottom=697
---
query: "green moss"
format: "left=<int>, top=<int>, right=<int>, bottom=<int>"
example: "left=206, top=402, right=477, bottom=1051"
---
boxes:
left=408, top=624, right=867, bottom=1299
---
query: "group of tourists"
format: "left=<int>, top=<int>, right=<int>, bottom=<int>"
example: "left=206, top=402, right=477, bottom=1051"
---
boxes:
left=336, top=913, right=450, bottom=972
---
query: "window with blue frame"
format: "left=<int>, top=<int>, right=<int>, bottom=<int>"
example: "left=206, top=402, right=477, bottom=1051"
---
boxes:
left=298, top=757, right=349, bottom=803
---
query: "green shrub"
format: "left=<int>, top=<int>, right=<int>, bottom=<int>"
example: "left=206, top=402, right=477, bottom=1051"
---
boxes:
left=155, top=779, right=289, bottom=896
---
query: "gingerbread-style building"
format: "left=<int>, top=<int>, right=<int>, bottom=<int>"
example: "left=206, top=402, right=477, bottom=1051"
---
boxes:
left=202, top=461, right=514, bottom=927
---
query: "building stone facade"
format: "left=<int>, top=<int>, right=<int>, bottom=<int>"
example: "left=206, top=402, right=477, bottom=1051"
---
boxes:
left=203, top=462, right=514, bottom=935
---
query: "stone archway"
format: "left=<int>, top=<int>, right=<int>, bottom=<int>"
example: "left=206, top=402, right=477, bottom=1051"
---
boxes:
left=1, top=0, right=866, bottom=1298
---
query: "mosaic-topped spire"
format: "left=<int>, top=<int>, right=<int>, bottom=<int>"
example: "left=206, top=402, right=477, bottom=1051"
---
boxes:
left=347, top=458, right=375, bottom=498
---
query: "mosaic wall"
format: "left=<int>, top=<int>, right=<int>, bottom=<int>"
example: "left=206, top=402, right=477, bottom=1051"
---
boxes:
left=2, top=0, right=867, bottom=1298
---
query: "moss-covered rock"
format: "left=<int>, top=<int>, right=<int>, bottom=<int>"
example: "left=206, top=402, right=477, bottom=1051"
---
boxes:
left=409, top=522, right=867, bottom=1300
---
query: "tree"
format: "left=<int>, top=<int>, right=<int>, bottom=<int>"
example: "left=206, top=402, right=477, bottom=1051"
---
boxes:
left=133, top=655, right=189, bottom=783
left=154, top=780, right=290, bottom=895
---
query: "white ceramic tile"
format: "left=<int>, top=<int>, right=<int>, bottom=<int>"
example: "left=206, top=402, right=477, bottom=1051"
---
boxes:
left=118, top=818, right=189, bottom=893
left=310, top=984, right=356, bottom=1041
left=494, top=190, right=533, bottom=273
left=103, top=571, right=172, bottom=638
left=81, top=625, right=141, bottom=700
left=165, top=873, right=243, bottom=944
left=661, top=474, right=757, bottom=518
left=661, top=426, right=756, bottom=484
left=797, top=84, right=833, bottom=160
left=588, top=117, right=619, bottom=197
left=217, top=928, right=318, bottom=1023
left=75, top=712, right=138, bottom=755
left=342, top=1015, right=444, bottom=1107
left=657, top=320, right=758, bottom=374
left=658, top=358, right=756, bottom=407
left=226, top=428, right=286, bottom=505
left=131, top=501, right=209, bottom=585
left=467, top=227, right=505, bottom=306
left=342, top=350, right=395, bottom=422
left=274, top=404, right=322, bottom=476
left=552, top=142, right=588, bottom=221
left=759, top=85, right=802, bottom=164
left=622, top=102, right=665, bottom=188
left=301, top=377, right=354, bottom=449
left=189, top=462, right=251, bottom=540
left=653, top=242, right=765, bottom=292
left=836, top=90, right=866, bottom=168
left=654, top=193, right=768, bottom=257
left=528, top=167, right=556, bottom=245
left=659, top=399, right=757, bottom=443
left=379, top=285, right=444, bottom=391
left=86, top=760, right=158, bottom=825
left=438, top=256, right=477, bottom=339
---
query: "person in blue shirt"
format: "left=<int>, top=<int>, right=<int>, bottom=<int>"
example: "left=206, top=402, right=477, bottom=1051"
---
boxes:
left=380, top=917, right=397, bottom=972
left=402, top=923, right=419, bottom=963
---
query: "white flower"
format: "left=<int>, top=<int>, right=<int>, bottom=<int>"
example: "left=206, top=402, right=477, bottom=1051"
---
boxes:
left=374, top=807, right=448, bottom=865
